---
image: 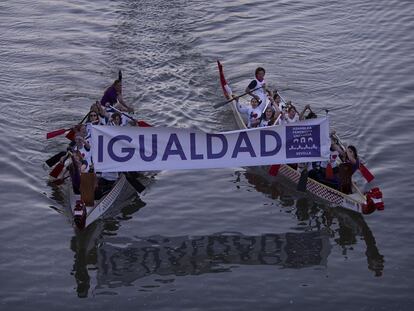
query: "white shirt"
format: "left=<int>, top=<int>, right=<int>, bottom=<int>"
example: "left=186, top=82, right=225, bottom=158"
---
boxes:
left=236, top=99, right=266, bottom=128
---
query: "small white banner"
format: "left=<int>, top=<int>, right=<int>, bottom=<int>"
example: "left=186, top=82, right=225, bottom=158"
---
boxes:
left=91, top=118, right=330, bottom=172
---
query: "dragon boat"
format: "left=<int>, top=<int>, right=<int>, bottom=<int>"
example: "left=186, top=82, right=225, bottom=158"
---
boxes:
left=216, top=61, right=384, bottom=214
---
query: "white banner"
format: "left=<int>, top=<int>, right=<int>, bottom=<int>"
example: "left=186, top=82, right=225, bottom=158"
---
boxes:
left=91, top=118, right=330, bottom=172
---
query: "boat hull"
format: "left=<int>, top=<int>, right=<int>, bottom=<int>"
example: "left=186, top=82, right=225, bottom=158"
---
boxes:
left=68, top=174, right=136, bottom=229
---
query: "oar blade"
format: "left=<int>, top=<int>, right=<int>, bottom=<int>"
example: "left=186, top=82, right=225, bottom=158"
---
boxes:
left=137, top=120, right=152, bottom=127
left=49, top=162, right=65, bottom=178
left=297, top=168, right=308, bottom=192
left=46, top=128, right=67, bottom=139
left=51, top=176, right=68, bottom=186
left=65, top=129, right=76, bottom=141
left=45, top=151, right=66, bottom=167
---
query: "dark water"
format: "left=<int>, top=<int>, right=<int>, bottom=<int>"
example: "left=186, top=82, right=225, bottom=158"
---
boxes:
left=1, top=0, right=414, bottom=309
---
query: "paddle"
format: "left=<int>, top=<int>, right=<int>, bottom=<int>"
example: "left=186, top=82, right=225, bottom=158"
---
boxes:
left=45, top=151, right=67, bottom=167
left=51, top=175, right=70, bottom=186
left=49, top=153, right=69, bottom=178
left=46, top=128, right=70, bottom=140
left=45, top=111, right=90, bottom=167
left=65, top=112, right=90, bottom=141
left=213, top=85, right=265, bottom=109
left=268, top=114, right=283, bottom=176
left=46, top=111, right=90, bottom=140
left=49, top=162, right=65, bottom=178
left=297, top=166, right=309, bottom=192
left=332, top=133, right=375, bottom=182
left=109, top=105, right=152, bottom=127
left=49, top=151, right=72, bottom=178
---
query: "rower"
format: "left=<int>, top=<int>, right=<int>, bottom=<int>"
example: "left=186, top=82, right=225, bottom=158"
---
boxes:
left=245, top=67, right=272, bottom=105
left=280, top=103, right=313, bottom=124
left=100, top=79, right=134, bottom=113
left=233, top=95, right=266, bottom=128
left=273, top=91, right=284, bottom=112
left=258, top=97, right=281, bottom=127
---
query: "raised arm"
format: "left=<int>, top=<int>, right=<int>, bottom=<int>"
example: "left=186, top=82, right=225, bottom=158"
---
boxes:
left=299, top=104, right=311, bottom=120
left=233, top=95, right=249, bottom=114
left=245, top=80, right=261, bottom=101
left=116, top=93, right=134, bottom=113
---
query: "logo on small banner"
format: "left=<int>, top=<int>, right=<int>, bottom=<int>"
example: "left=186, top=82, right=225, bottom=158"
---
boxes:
left=286, top=125, right=321, bottom=158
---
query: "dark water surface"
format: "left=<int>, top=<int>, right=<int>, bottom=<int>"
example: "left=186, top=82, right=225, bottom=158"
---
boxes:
left=1, top=0, right=413, bottom=310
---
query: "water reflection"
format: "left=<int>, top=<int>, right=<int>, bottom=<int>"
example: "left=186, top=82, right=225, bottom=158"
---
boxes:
left=70, top=198, right=146, bottom=298
left=244, top=168, right=385, bottom=277
left=71, top=230, right=331, bottom=297
left=69, top=169, right=384, bottom=297
left=96, top=231, right=331, bottom=287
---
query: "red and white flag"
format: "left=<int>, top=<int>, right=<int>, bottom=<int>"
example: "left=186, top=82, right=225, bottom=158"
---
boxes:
left=217, top=60, right=232, bottom=99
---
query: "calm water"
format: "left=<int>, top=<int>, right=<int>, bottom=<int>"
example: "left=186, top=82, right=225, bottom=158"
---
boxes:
left=1, top=0, right=414, bottom=310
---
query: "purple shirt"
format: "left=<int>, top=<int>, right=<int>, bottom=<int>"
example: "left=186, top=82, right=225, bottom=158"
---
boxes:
left=100, top=86, right=118, bottom=106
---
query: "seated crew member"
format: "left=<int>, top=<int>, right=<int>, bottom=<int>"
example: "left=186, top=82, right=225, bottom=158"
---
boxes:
left=258, top=97, right=281, bottom=127
left=68, top=150, right=89, bottom=194
left=259, top=106, right=277, bottom=127
left=233, top=94, right=266, bottom=128
left=281, top=103, right=312, bottom=123
left=108, top=112, right=123, bottom=126
left=273, top=90, right=285, bottom=112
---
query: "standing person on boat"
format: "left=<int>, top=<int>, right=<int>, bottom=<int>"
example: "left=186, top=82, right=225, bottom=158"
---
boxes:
left=67, top=150, right=89, bottom=195
left=245, top=67, right=272, bottom=105
left=329, top=140, right=360, bottom=194
left=100, top=79, right=134, bottom=113
left=342, top=145, right=360, bottom=173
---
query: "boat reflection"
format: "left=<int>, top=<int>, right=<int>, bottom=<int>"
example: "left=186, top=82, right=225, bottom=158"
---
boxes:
left=96, top=231, right=331, bottom=286
left=69, top=169, right=384, bottom=298
left=72, top=230, right=330, bottom=297
left=244, top=168, right=385, bottom=277
left=70, top=197, right=147, bottom=298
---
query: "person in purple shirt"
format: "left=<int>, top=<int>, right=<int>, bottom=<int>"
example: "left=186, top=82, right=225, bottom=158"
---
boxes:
left=100, top=79, right=134, bottom=113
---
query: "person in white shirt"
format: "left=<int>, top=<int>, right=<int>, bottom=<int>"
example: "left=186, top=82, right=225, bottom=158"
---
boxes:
left=233, top=95, right=266, bottom=128
left=245, top=67, right=272, bottom=105
left=258, top=97, right=282, bottom=127
left=281, top=103, right=312, bottom=124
